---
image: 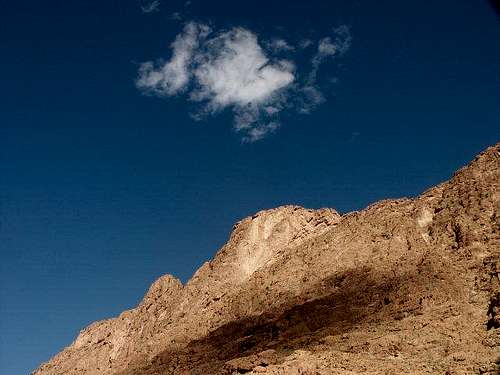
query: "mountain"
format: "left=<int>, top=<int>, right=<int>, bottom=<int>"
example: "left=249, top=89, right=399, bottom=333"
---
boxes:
left=34, top=144, right=499, bottom=375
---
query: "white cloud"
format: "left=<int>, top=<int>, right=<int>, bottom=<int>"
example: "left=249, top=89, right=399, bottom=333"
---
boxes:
left=191, top=28, right=294, bottom=109
left=170, top=12, right=183, bottom=21
left=299, top=25, right=351, bottom=113
left=299, top=39, right=313, bottom=49
left=265, top=38, right=295, bottom=52
left=244, top=122, right=280, bottom=142
left=318, top=37, right=338, bottom=55
left=139, top=0, right=161, bottom=14
left=137, top=22, right=210, bottom=96
left=312, top=25, right=352, bottom=69
left=298, top=85, right=325, bottom=114
left=136, top=22, right=351, bottom=142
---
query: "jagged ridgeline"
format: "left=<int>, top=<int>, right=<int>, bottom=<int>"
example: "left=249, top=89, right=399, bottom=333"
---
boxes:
left=34, top=144, right=499, bottom=375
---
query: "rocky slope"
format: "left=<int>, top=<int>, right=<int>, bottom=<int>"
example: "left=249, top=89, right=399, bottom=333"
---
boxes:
left=34, top=144, right=499, bottom=375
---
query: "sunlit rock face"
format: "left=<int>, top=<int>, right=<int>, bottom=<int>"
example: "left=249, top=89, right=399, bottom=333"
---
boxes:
left=225, top=206, right=341, bottom=280
left=34, top=144, right=499, bottom=375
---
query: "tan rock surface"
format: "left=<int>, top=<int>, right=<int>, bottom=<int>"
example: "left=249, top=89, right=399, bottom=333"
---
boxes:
left=34, top=143, right=499, bottom=375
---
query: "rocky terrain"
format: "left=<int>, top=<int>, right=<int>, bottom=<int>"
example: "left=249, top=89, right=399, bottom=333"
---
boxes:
left=34, top=143, right=499, bottom=375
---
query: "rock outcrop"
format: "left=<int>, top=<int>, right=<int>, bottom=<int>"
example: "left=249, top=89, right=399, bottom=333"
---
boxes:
left=34, top=143, right=499, bottom=375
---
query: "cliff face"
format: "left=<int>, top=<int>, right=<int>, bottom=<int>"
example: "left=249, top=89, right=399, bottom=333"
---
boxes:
left=34, top=144, right=499, bottom=375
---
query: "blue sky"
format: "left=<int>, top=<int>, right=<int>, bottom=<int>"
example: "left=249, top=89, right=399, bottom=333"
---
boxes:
left=1, top=1, right=499, bottom=374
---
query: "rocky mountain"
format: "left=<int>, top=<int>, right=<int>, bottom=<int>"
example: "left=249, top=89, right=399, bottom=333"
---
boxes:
left=34, top=144, right=499, bottom=375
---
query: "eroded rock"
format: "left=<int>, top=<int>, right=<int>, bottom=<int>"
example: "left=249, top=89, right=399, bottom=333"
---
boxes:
left=34, top=143, right=500, bottom=375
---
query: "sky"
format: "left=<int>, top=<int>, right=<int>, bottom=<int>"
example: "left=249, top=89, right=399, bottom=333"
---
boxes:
left=0, top=1, right=499, bottom=374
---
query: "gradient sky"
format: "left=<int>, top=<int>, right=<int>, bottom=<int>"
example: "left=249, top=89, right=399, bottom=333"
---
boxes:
left=1, top=1, right=499, bottom=374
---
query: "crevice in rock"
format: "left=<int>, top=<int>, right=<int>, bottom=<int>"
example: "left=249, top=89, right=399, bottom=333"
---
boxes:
left=486, top=293, right=500, bottom=330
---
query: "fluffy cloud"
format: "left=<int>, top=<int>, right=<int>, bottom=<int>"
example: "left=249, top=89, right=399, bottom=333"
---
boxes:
left=136, top=22, right=351, bottom=142
left=191, top=28, right=294, bottom=108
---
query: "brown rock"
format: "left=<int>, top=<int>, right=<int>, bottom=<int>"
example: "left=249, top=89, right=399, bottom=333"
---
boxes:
left=34, top=143, right=500, bottom=375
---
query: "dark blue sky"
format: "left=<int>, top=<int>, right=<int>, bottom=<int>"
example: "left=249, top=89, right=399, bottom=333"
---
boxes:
left=1, top=1, right=499, bottom=373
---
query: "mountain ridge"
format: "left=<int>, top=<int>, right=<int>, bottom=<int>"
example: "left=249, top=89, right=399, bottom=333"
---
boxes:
left=34, top=143, right=499, bottom=374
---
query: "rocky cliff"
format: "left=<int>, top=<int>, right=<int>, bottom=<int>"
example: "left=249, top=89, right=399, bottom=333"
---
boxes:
left=34, top=144, right=499, bottom=375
